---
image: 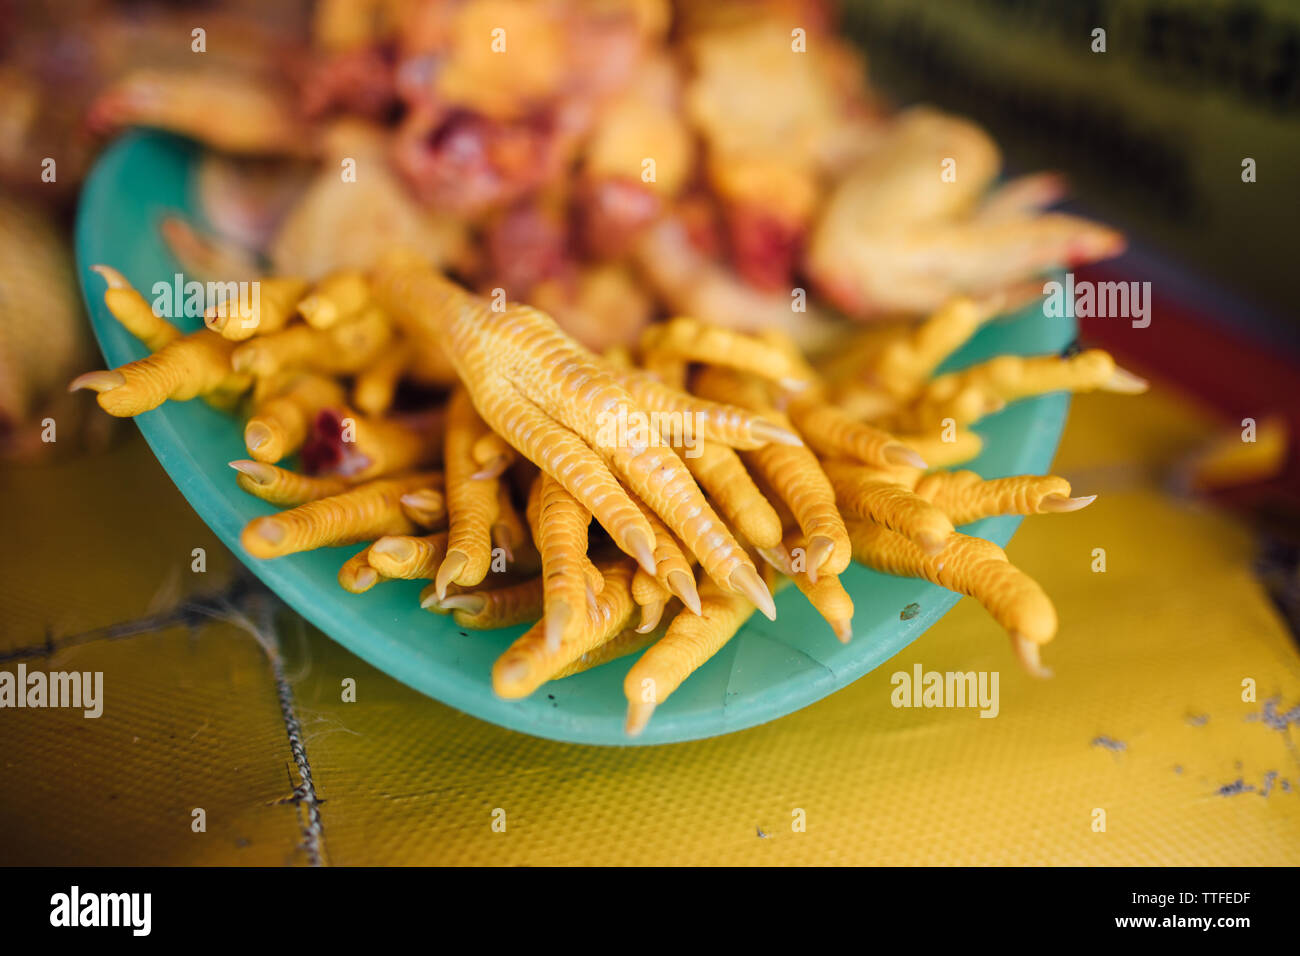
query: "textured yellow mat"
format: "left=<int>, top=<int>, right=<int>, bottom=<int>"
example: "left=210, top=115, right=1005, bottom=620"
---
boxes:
left=2, top=385, right=1298, bottom=865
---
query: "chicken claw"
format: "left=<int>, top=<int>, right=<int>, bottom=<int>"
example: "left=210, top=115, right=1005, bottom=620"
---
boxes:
left=373, top=256, right=780, bottom=617
left=807, top=108, right=1125, bottom=318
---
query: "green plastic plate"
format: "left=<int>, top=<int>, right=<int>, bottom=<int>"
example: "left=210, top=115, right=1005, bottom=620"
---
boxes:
left=75, top=130, right=1074, bottom=745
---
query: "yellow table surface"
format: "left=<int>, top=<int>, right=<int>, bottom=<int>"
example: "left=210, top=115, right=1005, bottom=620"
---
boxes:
left=2, top=384, right=1298, bottom=865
